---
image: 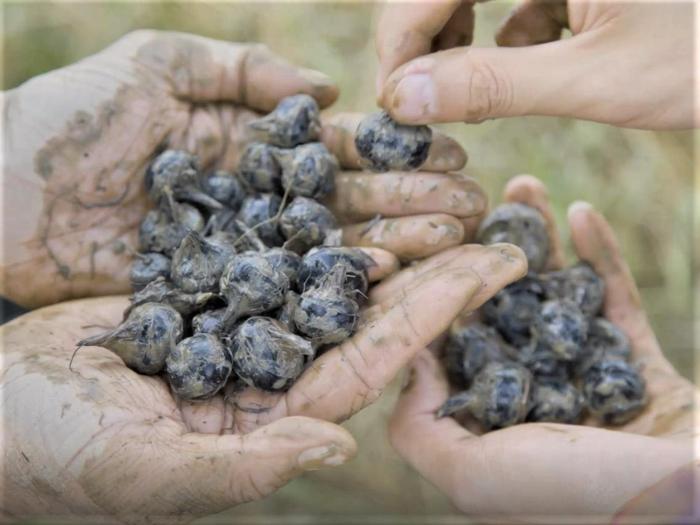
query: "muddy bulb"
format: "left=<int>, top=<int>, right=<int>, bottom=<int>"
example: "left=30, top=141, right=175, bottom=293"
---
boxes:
left=438, top=362, right=532, bottom=430
left=138, top=188, right=205, bottom=256
left=249, top=94, right=321, bottom=148
left=293, top=265, right=359, bottom=345
left=192, top=308, right=228, bottom=335
left=279, top=197, right=338, bottom=254
left=128, top=277, right=218, bottom=317
left=166, top=333, right=233, bottom=400
left=275, top=143, right=338, bottom=200
left=77, top=302, right=183, bottom=375
left=481, top=274, right=547, bottom=346
left=263, top=248, right=302, bottom=285
left=297, top=246, right=372, bottom=300
left=130, top=252, right=170, bottom=291
left=477, top=203, right=550, bottom=273
left=354, top=111, right=432, bottom=172
left=145, top=149, right=222, bottom=210
left=516, top=341, right=571, bottom=381
left=532, top=299, right=589, bottom=361
left=200, top=169, right=246, bottom=210
left=582, top=357, right=647, bottom=425
left=276, top=291, right=301, bottom=331
left=237, top=193, right=284, bottom=246
left=219, top=253, right=290, bottom=329
left=170, top=231, right=236, bottom=293
left=575, top=317, right=631, bottom=377
left=230, top=316, right=314, bottom=391
left=527, top=378, right=584, bottom=424
left=445, top=322, right=509, bottom=388
left=237, top=142, right=282, bottom=192
left=543, top=263, right=605, bottom=318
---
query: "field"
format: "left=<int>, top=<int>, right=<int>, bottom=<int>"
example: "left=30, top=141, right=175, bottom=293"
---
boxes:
left=3, top=1, right=696, bottom=520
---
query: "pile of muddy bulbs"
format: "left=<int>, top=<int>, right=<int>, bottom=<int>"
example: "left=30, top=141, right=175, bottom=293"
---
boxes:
left=439, top=203, right=647, bottom=430
left=77, top=96, right=427, bottom=400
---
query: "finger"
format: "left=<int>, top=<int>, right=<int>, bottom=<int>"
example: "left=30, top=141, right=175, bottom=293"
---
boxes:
left=375, top=0, right=463, bottom=93
left=433, top=1, right=476, bottom=51
left=168, top=416, right=356, bottom=509
left=127, top=31, right=338, bottom=110
left=380, top=40, right=585, bottom=124
left=461, top=210, right=486, bottom=242
left=326, top=171, right=486, bottom=222
left=495, top=0, right=569, bottom=47
left=389, top=350, right=474, bottom=483
left=179, top=395, right=227, bottom=434
left=321, top=112, right=467, bottom=172
left=568, top=202, right=673, bottom=368
left=278, top=244, right=527, bottom=423
left=356, top=247, right=401, bottom=282
left=370, top=243, right=527, bottom=307
left=342, top=214, right=465, bottom=262
left=504, top=174, right=566, bottom=270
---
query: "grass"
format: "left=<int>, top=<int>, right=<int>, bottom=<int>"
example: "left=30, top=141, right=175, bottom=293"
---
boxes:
left=3, top=1, right=696, bottom=520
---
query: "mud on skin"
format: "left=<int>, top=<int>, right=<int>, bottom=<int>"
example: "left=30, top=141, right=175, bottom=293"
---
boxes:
left=354, top=111, right=432, bottom=172
left=230, top=316, right=314, bottom=391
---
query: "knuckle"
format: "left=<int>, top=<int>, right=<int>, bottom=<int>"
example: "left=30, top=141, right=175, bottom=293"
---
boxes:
left=461, top=54, right=513, bottom=122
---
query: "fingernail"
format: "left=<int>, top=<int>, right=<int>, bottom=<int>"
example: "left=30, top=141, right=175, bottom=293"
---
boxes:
left=299, top=67, right=335, bottom=87
left=391, top=74, right=437, bottom=122
left=298, top=444, right=348, bottom=470
left=568, top=200, right=593, bottom=217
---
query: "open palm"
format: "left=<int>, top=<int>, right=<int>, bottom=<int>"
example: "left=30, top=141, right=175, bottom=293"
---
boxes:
left=389, top=176, right=698, bottom=522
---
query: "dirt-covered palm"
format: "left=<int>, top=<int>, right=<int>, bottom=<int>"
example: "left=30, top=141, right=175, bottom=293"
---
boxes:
left=2, top=243, right=527, bottom=520
left=0, top=298, right=357, bottom=522
left=2, top=30, right=477, bottom=309
left=387, top=176, right=699, bottom=522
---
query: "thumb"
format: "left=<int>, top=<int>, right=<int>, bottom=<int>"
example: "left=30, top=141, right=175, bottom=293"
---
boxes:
left=150, top=416, right=356, bottom=516
left=379, top=41, right=589, bottom=124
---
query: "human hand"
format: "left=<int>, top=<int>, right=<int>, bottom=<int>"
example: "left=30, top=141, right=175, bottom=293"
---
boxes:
left=375, top=1, right=696, bottom=129
left=1, top=243, right=526, bottom=520
left=1, top=30, right=476, bottom=309
left=0, top=298, right=357, bottom=522
left=388, top=175, right=699, bottom=522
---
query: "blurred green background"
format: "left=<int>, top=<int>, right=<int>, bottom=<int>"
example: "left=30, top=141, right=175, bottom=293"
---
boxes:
left=4, top=1, right=696, bottom=522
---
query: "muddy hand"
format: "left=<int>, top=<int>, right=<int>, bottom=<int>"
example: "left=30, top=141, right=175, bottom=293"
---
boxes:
left=1, top=30, right=338, bottom=308
left=375, top=1, right=695, bottom=129
left=1, top=299, right=357, bottom=521
left=387, top=176, right=699, bottom=522
left=173, top=243, right=526, bottom=434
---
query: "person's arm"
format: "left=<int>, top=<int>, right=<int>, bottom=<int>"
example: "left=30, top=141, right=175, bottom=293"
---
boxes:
left=387, top=176, right=699, bottom=522
left=1, top=30, right=475, bottom=309
left=375, top=1, right=697, bottom=129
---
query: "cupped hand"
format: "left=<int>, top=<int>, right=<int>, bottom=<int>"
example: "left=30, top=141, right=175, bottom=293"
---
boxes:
left=0, top=298, right=357, bottom=522
left=388, top=175, right=699, bottom=522
left=375, top=0, right=696, bottom=129
left=1, top=30, right=476, bottom=309
left=2, top=243, right=527, bottom=520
